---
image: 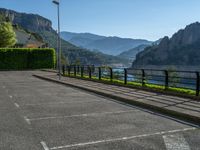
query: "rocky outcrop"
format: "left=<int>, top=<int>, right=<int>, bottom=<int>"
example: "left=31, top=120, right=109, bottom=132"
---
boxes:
left=0, top=8, right=52, bottom=32
left=168, top=22, right=200, bottom=50
left=133, top=22, right=200, bottom=66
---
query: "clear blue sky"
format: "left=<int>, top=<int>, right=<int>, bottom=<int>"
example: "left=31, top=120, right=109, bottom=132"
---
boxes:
left=0, top=0, right=200, bottom=41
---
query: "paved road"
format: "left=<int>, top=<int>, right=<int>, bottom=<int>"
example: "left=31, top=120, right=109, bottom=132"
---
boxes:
left=0, top=71, right=200, bottom=150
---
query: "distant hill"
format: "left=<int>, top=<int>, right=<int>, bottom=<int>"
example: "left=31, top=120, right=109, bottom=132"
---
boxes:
left=0, top=8, right=128, bottom=66
left=61, top=32, right=105, bottom=46
left=133, top=22, right=200, bottom=67
left=118, top=44, right=149, bottom=60
left=61, top=31, right=152, bottom=55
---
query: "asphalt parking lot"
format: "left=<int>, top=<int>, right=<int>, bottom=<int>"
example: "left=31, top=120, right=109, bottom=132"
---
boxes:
left=0, top=71, right=200, bottom=150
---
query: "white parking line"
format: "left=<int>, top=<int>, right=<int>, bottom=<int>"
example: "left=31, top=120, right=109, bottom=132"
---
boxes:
left=23, top=100, right=102, bottom=106
left=14, top=103, right=20, bottom=108
left=49, top=127, right=196, bottom=150
left=41, top=141, right=50, bottom=150
left=163, top=134, right=191, bottom=150
left=9, top=95, right=13, bottom=99
left=106, top=98, right=200, bottom=128
left=28, top=110, right=136, bottom=121
left=24, top=116, right=31, bottom=125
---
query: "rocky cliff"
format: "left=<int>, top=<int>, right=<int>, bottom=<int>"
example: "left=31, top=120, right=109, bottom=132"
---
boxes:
left=0, top=8, right=52, bottom=32
left=133, top=22, right=200, bottom=66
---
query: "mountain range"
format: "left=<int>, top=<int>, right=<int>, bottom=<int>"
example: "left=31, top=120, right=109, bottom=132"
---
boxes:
left=0, top=8, right=129, bottom=66
left=61, top=31, right=152, bottom=56
left=4, top=7, right=197, bottom=68
left=133, top=22, right=200, bottom=67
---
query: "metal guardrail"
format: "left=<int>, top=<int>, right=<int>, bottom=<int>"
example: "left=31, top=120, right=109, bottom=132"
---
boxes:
left=62, top=65, right=200, bottom=96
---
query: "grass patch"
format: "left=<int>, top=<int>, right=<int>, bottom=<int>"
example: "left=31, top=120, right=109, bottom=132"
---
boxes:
left=63, top=74, right=196, bottom=96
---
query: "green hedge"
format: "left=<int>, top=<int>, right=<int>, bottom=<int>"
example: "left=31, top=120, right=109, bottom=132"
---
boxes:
left=0, top=48, right=55, bottom=70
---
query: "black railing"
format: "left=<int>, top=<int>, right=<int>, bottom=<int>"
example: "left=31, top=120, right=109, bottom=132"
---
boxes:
left=62, top=65, right=200, bottom=96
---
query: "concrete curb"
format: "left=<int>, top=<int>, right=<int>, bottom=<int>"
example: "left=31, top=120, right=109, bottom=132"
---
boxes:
left=33, top=74, right=200, bottom=126
left=64, top=75, right=200, bottom=101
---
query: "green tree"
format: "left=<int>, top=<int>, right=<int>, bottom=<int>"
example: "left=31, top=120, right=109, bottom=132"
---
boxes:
left=0, top=22, right=17, bottom=47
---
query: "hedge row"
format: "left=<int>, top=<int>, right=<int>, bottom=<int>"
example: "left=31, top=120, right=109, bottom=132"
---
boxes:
left=0, top=48, right=56, bottom=70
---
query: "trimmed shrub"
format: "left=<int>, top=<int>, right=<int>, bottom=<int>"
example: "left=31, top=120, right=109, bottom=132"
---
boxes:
left=28, top=49, right=55, bottom=69
left=0, top=48, right=55, bottom=70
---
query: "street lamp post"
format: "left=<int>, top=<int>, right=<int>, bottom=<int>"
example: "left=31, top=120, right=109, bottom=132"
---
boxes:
left=52, top=0, right=61, bottom=80
left=53, top=29, right=59, bottom=72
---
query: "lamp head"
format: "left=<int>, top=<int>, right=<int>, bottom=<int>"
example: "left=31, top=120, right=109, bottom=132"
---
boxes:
left=52, top=0, right=59, bottom=5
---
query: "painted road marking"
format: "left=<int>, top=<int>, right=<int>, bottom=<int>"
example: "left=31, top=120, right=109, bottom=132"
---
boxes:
left=9, top=95, right=13, bottom=99
left=49, top=127, right=196, bottom=150
left=106, top=98, right=200, bottom=128
left=23, top=100, right=102, bottom=106
left=41, top=141, right=50, bottom=150
left=163, top=134, right=191, bottom=150
left=24, top=116, right=31, bottom=125
left=14, top=103, right=20, bottom=108
left=28, top=110, right=136, bottom=122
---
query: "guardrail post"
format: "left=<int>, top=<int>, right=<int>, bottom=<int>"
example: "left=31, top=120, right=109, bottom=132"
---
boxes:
left=74, top=65, right=76, bottom=76
left=62, top=65, right=65, bottom=75
left=142, top=69, right=145, bottom=86
left=164, top=70, right=169, bottom=89
left=110, top=68, right=113, bottom=82
left=99, top=67, right=101, bottom=80
left=81, top=66, right=84, bottom=78
left=77, top=65, right=80, bottom=74
left=196, top=72, right=199, bottom=96
left=89, top=66, right=92, bottom=79
left=68, top=66, right=70, bottom=76
left=124, top=68, right=127, bottom=84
